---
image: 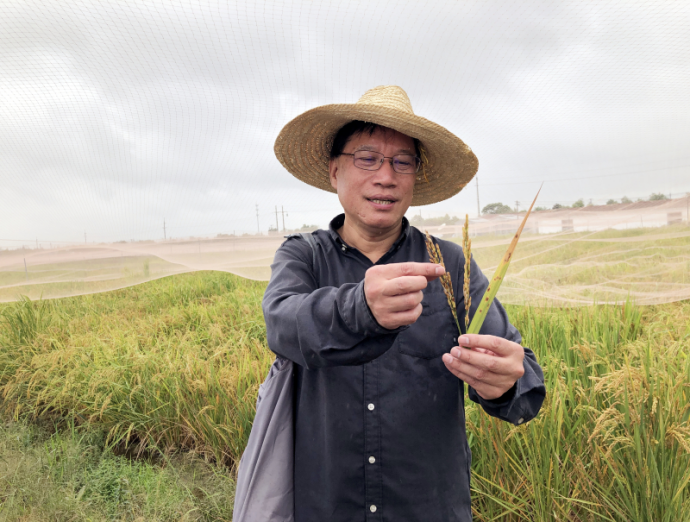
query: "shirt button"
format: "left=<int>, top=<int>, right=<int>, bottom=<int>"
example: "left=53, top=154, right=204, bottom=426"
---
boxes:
left=369, top=456, right=376, bottom=464
left=370, top=505, right=377, bottom=513
left=367, top=403, right=375, bottom=411
left=517, top=417, right=524, bottom=425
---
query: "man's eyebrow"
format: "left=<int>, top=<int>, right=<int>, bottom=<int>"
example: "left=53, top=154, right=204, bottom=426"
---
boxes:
left=355, top=145, right=416, bottom=154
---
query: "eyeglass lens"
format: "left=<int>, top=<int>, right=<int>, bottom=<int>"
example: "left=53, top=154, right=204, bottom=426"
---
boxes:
left=352, top=150, right=420, bottom=174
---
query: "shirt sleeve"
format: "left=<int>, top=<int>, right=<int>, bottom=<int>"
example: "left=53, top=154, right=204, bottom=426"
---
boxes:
left=262, top=237, right=403, bottom=369
left=459, top=253, right=546, bottom=425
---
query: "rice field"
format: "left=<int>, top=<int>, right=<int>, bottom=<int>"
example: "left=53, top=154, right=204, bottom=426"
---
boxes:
left=0, top=271, right=689, bottom=520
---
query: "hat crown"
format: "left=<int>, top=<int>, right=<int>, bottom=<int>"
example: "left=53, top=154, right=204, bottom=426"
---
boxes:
left=356, top=85, right=414, bottom=115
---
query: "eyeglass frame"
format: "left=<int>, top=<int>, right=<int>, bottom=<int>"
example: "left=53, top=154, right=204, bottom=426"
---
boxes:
left=338, top=150, right=422, bottom=175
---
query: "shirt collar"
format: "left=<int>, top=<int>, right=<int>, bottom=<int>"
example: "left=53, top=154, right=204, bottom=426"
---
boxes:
left=328, top=214, right=410, bottom=255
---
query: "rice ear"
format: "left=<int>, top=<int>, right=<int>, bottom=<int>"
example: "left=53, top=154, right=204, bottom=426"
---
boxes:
left=424, top=230, right=462, bottom=336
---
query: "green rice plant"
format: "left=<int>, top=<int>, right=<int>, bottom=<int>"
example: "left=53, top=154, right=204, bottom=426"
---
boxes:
left=0, top=271, right=688, bottom=519
left=0, top=295, right=54, bottom=348
left=468, top=300, right=690, bottom=521
left=0, top=272, right=273, bottom=470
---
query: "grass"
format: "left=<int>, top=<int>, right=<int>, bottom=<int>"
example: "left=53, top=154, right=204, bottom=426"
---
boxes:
left=0, top=270, right=689, bottom=520
left=0, top=419, right=235, bottom=521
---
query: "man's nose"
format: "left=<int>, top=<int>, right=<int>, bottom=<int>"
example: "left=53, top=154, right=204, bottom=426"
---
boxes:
left=371, top=159, right=397, bottom=185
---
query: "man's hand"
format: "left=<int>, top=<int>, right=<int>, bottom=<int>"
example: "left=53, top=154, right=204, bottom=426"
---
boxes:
left=364, top=262, right=445, bottom=330
left=442, top=334, right=525, bottom=400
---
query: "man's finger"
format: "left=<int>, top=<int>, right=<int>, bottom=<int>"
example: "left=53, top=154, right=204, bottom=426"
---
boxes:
left=383, top=291, right=424, bottom=313
left=381, top=275, right=428, bottom=297
left=458, top=334, right=519, bottom=356
left=442, top=356, right=506, bottom=398
left=449, top=346, right=512, bottom=375
left=378, top=304, right=423, bottom=329
left=382, top=262, right=445, bottom=281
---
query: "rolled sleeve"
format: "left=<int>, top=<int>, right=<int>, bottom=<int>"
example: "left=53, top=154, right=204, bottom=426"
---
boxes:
left=263, top=237, right=401, bottom=369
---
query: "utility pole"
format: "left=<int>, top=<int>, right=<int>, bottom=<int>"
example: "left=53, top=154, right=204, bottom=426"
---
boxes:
left=515, top=201, right=520, bottom=213
left=281, top=206, right=286, bottom=231
left=24, top=258, right=28, bottom=281
left=256, top=204, right=260, bottom=234
left=163, top=218, right=167, bottom=240
left=476, top=176, right=480, bottom=217
left=275, top=205, right=279, bottom=231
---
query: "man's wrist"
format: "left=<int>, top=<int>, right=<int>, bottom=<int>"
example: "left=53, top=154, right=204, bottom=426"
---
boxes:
left=485, top=381, right=517, bottom=404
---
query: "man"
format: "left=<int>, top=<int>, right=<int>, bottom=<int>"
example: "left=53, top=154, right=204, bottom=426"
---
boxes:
left=264, top=85, right=545, bottom=521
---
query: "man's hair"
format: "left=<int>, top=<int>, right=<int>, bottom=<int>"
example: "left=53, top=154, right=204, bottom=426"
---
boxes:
left=330, top=120, right=421, bottom=159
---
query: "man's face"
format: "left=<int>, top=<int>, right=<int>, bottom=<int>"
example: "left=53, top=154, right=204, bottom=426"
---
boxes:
left=329, top=127, right=416, bottom=234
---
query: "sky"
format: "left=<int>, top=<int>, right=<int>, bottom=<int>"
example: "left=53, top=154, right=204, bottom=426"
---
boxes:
left=1, top=0, right=689, bottom=246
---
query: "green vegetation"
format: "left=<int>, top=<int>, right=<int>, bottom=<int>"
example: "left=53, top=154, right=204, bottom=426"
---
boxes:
left=410, top=213, right=462, bottom=226
left=0, top=420, right=234, bottom=521
left=0, top=270, right=688, bottom=520
left=482, top=202, right=513, bottom=215
left=470, top=300, right=690, bottom=521
left=0, top=273, right=272, bottom=470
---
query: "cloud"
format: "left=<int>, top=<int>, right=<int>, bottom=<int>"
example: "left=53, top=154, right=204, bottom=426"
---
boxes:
left=1, top=0, right=689, bottom=243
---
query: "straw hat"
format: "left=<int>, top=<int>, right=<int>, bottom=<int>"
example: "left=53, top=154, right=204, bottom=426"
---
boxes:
left=274, top=85, right=478, bottom=206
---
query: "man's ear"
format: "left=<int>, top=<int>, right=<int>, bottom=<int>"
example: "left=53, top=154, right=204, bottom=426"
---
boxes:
left=328, top=157, right=338, bottom=190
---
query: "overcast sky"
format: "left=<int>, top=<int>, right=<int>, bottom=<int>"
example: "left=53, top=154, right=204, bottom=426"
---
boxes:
left=1, top=0, right=689, bottom=245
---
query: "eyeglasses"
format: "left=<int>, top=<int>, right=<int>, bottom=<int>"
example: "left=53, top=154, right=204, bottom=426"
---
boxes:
left=340, top=150, right=421, bottom=175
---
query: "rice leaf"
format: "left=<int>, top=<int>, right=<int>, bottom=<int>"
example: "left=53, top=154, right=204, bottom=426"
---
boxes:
left=466, top=186, right=541, bottom=335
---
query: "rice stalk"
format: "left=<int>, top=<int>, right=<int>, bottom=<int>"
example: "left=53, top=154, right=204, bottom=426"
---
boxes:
left=461, top=214, right=472, bottom=332
left=424, top=230, right=461, bottom=335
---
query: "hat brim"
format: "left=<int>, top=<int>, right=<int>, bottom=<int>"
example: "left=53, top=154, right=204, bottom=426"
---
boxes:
left=274, top=103, right=478, bottom=206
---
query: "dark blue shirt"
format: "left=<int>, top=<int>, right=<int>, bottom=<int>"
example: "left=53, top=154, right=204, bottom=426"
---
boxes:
left=262, top=214, right=546, bottom=522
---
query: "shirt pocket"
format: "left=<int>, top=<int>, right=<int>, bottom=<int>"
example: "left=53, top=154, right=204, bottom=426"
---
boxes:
left=398, top=286, right=459, bottom=360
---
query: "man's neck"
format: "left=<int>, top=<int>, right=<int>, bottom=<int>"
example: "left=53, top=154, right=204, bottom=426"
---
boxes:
left=337, top=216, right=403, bottom=263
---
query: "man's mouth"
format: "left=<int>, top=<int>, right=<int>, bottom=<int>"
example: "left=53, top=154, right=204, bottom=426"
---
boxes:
left=367, top=197, right=397, bottom=205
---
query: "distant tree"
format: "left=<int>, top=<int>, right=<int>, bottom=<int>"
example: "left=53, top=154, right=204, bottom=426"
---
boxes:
left=409, top=214, right=461, bottom=226
left=606, top=199, right=617, bottom=205
left=552, top=203, right=563, bottom=209
left=621, top=196, right=632, bottom=204
left=534, top=206, right=546, bottom=211
left=649, top=193, right=668, bottom=201
left=300, top=224, right=318, bottom=230
left=482, top=202, right=513, bottom=214
left=572, top=199, right=585, bottom=208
